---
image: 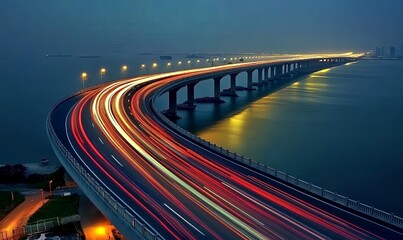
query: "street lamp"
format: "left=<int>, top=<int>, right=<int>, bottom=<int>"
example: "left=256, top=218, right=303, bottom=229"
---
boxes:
left=81, top=72, right=87, bottom=89
left=121, top=65, right=128, bottom=78
left=100, top=68, right=107, bottom=82
left=49, top=180, right=53, bottom=197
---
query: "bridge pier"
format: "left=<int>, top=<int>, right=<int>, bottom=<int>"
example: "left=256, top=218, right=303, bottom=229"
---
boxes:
left=269, top=67, right=274, bottom=82
left=275, top=65, right=283, bottom=79
left=187, top=83, right=196, bottom=106
left=163, top=88, right=180, bottom=118
left=247, top=70, right=253, bottom=89
left=178, top=82, right=197, bottom=110
left=221, top=74, right=239, bottom=97
left=263, top=67, right=269, bottom=84
left=246, top=70, right=257, bottom=90
left=270, top=66, right=277, bottom=82
left=169, top=89, right=178, bottom=113
left=214, top=76, right=223, bottom=99
left=230, top=73, right=237, bottom=92
left=258, top=68, right=263, bottom=85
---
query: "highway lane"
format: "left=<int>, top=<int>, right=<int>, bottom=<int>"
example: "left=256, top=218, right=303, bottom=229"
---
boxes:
left=50, top=55, right=403, bottom=239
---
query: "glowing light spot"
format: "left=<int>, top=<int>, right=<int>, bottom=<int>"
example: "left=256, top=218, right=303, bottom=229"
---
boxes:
left=95, top=226, right=106, bottom=235
left=81, top=72, right=87, bottom=79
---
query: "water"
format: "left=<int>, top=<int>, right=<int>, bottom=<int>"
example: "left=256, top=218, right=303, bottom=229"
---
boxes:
left=173, top=60, right=403, bottom=216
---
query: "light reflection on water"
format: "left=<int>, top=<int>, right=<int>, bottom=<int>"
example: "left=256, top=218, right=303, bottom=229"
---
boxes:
left=190, top=60, right=403, bottom=216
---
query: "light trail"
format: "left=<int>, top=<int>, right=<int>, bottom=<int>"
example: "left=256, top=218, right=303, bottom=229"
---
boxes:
left=52, top=54, right=402, bottom=239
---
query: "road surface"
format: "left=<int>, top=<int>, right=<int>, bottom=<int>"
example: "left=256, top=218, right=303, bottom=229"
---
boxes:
left=50, top=55, right=403, bottom=239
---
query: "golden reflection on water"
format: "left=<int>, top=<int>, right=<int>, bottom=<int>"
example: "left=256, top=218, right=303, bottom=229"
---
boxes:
left=316, top=68, right=331, bottom=74
left=198, top=70, right=332, bottom=152
left=345, top=62, right=356, bottom=66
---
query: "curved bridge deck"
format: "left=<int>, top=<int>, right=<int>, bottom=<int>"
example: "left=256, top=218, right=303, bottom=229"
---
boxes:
left=48, top=56, right=403, bottom=239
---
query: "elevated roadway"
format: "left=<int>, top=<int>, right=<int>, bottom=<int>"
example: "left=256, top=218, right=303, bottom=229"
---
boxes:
left=48, top=54, right=403, bottom=239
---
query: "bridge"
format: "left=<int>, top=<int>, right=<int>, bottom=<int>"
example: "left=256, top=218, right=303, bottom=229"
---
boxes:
left=47, top=54, right=403, bottom=239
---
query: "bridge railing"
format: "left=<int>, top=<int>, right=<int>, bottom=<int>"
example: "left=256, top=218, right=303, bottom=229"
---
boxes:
left=151, top=92, right=403, bottom=230
left=47, top=109, right=161, bottom=240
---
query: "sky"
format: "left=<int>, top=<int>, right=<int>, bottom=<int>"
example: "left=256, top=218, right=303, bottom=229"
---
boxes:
left=1, top=0, right=403, bottom=55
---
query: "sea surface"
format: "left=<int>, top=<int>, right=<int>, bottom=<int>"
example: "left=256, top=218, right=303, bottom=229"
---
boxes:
left=174, top=60, right=403, bottom=216
left=1, top=54, right=402, bottom=217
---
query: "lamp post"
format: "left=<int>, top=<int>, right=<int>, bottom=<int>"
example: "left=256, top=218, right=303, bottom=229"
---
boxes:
left=152, top=63, right=157, bottom=73
left=81, top=72, right=87, bottom=89
left=121, top=65, right=128, bottom=78
left=140, top=64, right=146, bottom=74
left=40, top=189, right=44, bottom=199
left=49, top=180, right=53, bottom=197
left=167, top=62, right=173, bottom=71
left=100, top=68, right=106, bottom=82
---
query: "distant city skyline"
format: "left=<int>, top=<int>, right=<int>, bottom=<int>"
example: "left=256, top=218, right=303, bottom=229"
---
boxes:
left=374, top=45, right=403, bottom=57
left=1, top=0, right=403, bottom=56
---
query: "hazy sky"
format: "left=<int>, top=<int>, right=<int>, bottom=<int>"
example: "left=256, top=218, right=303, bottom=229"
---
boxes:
left=1, top=0, right=403, bottom=55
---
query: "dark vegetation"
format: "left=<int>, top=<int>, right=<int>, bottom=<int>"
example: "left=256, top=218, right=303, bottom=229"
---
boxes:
left=0, top=164, right=27, bottom=183
left=0, top=165, right=65, bottom=191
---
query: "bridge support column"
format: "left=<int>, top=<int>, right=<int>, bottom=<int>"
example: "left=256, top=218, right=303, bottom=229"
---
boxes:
left=187, top=83, right=196, bottom=106
left=177, top=82, right=197, bottom=110
left=247, top=70, right=253, bottom=89
left=268, top=67, right=274, bottom=82
left=214, top=76, right=222, bottom=99
left=230, top=73, right=237, bottom=92
left=163, top=88, right=180, bottom=118
left=257, top=68, right=263, bottom=85
left=169, top=89, right=178, bottom=114
left=263, top=68, right=269, bottom=84
left=221, top=74, right=238, bottom=97
left=276, top=65, right=283, bottom=78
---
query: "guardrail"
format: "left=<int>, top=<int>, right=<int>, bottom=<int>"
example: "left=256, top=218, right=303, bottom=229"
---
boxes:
left=23, top=215, right=80, bottom=236
left=47, top=108, right=161, bottom=240
left=150, top=61, right=403, bottom=230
